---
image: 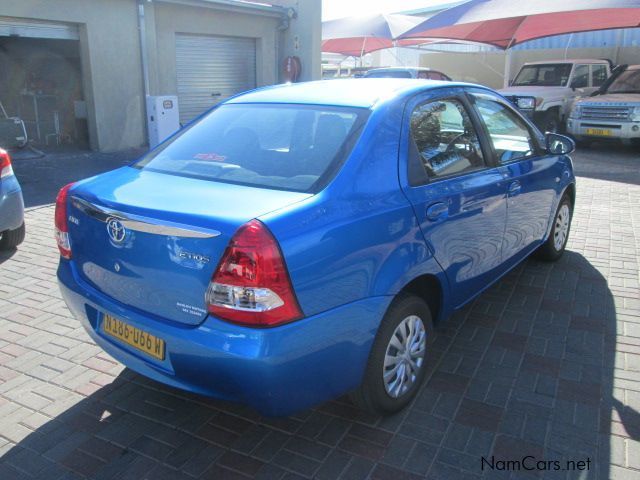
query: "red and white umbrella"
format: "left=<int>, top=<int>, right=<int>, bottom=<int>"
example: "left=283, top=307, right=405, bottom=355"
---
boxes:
left=400, top=0, right=640, bottom=49
left=322, top=13, right=430, bottom=57
left=399, top=0, right=640, bottom=85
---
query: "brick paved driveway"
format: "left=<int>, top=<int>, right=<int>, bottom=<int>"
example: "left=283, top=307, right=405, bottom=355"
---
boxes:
left=1, top=146, right=639, bottom=479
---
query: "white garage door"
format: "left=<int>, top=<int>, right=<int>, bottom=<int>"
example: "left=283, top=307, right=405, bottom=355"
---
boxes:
left=0, top=17, right=79, bottom=40
left=175, top=33, right=256, bottom=125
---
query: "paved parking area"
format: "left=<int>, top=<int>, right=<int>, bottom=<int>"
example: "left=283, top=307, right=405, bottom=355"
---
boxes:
left=0, top=146, right=639, bottom=479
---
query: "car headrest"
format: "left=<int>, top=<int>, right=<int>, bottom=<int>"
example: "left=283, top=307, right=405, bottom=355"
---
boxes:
left=314, top=114, right=347, bottom=147
left=412, top=112, right=441, bottom=151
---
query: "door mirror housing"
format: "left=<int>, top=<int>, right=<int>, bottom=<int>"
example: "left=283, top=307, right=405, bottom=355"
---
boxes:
left=546, top=133, right=575, bottom=155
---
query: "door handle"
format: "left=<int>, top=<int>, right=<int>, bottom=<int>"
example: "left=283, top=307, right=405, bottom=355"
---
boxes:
left=426, top=202, right=448, bottom=221
left=508, top=181, right=522, bottom=195
left=211, top=92, right=222, bottom=97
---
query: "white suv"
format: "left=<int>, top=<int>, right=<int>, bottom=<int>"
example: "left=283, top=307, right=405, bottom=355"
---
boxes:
left=498, top=59, right=611, bottom=133
left=568, top=64, right=640, bottom=146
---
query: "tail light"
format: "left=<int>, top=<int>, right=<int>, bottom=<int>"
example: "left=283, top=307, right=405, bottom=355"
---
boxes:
left=55, top=183, right=75, bottom=259
left=206, top=219, right=302, bottom=327
left=0, top=148, right=13, bottom=179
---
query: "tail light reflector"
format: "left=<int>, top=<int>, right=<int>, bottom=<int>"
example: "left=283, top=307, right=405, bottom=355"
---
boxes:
left=55, top=183, right=75, bottom=259
left=206, top=219, right=302, bottom=327
left=0, top=148, right=13, bottom=179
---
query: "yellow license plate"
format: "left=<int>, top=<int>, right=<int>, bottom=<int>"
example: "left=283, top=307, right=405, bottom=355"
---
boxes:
left=103, top=315, right=165, bottom=360
left=585, top=128, right=612, bottom=137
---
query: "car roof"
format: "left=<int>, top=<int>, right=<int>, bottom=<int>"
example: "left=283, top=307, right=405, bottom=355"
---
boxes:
left=225, top=79, right=467, bottom=109
left=523, top=59, right=610, bottom=65
left=367, top=67, right=436, bottom=72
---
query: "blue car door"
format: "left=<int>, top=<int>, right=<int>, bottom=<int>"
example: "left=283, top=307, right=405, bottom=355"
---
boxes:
left=400, top=88, right=508, bottom=308
left=467, top=89, right=562, bottom=263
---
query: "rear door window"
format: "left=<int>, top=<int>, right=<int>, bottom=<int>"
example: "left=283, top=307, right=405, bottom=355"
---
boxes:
left=136, top=104, right=368, bottom=193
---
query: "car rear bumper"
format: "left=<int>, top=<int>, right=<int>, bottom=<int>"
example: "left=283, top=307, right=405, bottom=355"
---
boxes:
left=567, top=119, right=640, bottom=142
left=0, top=177, right=24, bottom=233
left=57, top=259, right=390, bottom=416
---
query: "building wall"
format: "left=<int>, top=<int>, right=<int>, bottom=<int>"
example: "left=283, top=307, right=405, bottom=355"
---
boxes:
left=1, top=0, right=321, bottom=152
left=278, top=0, right=322, bottom=82
left=151, top=2, right=280, bottom=96
left=1, top=0, right=144, bottom=151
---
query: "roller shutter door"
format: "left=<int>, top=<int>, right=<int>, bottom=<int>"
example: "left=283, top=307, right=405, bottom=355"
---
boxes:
left=175, top=33, right=256, bottom=124
left=0, top=17, right=79, bottom=40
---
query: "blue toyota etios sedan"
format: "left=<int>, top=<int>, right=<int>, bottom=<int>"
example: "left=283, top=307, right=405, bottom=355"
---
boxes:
left=57, top=79, right=576, bottom=416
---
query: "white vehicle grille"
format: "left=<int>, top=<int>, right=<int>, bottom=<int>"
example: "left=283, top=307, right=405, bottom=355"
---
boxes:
left=581, top=106, right=631, bottom=121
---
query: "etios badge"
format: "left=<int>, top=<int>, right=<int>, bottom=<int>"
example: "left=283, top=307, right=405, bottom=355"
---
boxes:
left=107, top=218, right=126, bottom=243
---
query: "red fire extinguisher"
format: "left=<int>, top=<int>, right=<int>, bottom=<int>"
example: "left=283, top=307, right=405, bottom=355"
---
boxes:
left=283, top=56, right=302, bottom=83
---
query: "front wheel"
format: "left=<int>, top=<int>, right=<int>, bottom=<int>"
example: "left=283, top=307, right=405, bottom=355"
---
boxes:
left=534, top=195, right=572, bottom=261
left=350, top=293, right=434, bottom=415
left=537, top=110, right=561, bottom=134
left=0, top=223, right=25, bottom=250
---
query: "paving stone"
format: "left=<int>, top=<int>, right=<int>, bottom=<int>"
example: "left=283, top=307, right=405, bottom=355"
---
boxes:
left=1, top=148, right=640, bottom=479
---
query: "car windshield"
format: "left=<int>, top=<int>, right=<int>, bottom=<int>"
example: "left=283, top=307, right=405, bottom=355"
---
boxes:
left=365, top=70, right=412, bottom=78
left=512, top=63, right=573, bottom=87
left=135, top=103, right=368, bottom=193
left=606, top=69, right=640, bottom=93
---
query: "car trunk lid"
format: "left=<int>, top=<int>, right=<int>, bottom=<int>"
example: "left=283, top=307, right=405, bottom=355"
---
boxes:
left=68, top=167, right=310, bottom=325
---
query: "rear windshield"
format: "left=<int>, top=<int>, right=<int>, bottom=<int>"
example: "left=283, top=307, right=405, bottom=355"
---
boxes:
left=365, top=70, right=412, bottom=78
left=135, top=103, right=368, bottom=193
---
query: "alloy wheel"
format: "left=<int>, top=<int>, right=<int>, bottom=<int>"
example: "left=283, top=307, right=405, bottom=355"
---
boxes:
left=383, top=315, right=427, bottom=398
left=554, top=204, right=570, bottom=251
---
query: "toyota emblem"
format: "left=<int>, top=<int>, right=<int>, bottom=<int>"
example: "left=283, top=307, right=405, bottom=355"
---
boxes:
left=107, top=218, right=126, bottom=243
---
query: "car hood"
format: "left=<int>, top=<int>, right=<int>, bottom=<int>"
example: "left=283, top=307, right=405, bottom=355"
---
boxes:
left=575, top=93, right=640, bottom=106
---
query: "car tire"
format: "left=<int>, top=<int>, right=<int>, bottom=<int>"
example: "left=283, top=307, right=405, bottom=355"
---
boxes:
left=350, top=293, right=434, bottom=415
left=538, top=110, right=561, bottom=134
left=0, top=223, right=26, bottom=250
left=534, top=194, right=572, bottom=261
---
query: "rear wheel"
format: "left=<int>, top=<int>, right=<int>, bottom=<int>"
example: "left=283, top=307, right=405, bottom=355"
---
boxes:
left=0, top=223, right=25, bottom=250
left=534, top=195, right=572, bottom=261
left=350, top=293, right=434, bottom=415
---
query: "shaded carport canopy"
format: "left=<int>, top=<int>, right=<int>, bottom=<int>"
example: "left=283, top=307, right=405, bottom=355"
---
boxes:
left=399, top=0, right=640, bottom=48
left=322, top=13, right=432, bottom=56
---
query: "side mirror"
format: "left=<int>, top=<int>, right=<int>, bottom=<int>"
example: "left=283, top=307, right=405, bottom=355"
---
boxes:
left=546, top=133, right=575, bottom=155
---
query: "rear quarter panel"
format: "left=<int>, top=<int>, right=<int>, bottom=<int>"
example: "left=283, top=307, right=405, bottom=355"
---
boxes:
left=261, top=99, right=449, bottom=321
left=545, top=155, right=576, bottom=239
left=0, top=175, right=24, bottom=232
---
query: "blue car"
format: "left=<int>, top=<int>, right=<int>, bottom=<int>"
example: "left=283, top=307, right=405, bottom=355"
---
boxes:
left=0, top=148, right=25, bottom=250
left=57, top=79, right=576, bottom=416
